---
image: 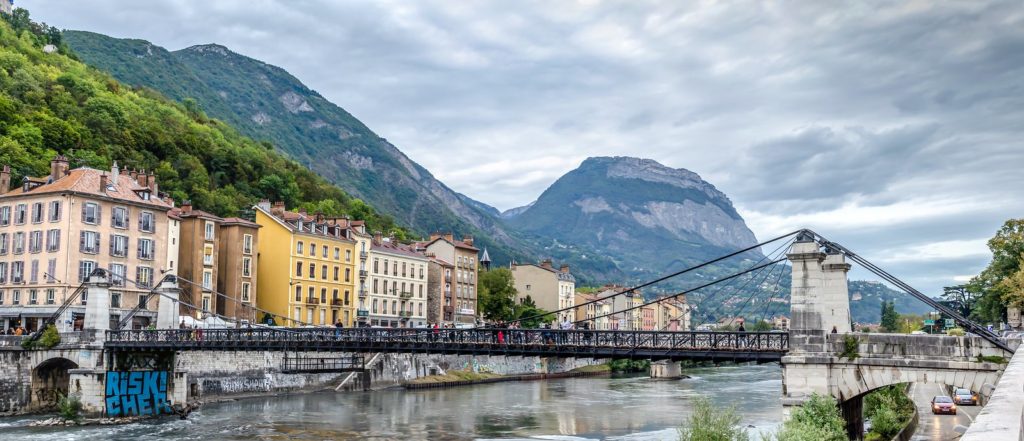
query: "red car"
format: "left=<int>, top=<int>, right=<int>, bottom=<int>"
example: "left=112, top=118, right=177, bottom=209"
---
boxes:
left=931, top=396, right=957, bottom=415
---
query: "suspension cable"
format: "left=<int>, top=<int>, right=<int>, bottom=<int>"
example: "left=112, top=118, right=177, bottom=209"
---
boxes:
left=691, top=238, right=794, bottom=327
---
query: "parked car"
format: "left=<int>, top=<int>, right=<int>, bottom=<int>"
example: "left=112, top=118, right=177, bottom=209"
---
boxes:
left=931, top=396, right=957, bottom=415
left=953, top=388, right=979, bottom=405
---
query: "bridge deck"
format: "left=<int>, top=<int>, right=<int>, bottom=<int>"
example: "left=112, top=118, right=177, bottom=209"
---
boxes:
left=105, top=329, right=788, bottom=362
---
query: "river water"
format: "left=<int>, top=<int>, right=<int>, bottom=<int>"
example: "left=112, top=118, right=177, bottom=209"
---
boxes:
left=0, top=364, right=783, bottom=440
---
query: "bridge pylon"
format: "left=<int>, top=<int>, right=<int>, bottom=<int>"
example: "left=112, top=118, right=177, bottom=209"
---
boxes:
left=156, top=276, right=181, bottom=330
left=83, top=272, right=111, bottom=342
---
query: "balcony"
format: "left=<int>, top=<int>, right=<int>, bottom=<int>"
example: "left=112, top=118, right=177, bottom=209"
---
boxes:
left=306, top=297, right=320, bottom=305
left=358, top=289, right=368, bottom=298
left=399, top=291, right=413, bottom=300
left=359, top=270, right=368, bottom=278
left=399, top=311, right=413, bottom=319
left=359, top=251, right=368, bottom=260
left=356, top=309, right=369, bottom=318
left=331, top=298, right=343, bottom=307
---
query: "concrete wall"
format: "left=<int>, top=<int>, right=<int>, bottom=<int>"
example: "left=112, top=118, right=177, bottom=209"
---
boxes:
left=962, top=346, right=1024, bottom=441
left=0, top=345, right=101, bottom=415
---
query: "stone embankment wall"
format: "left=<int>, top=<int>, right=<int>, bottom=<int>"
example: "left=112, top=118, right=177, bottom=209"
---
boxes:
left=178, top=351, right=602, bottom=401
left=961, top=346, right=1024, bottom=441
left=0, top=350, right=32, bottom=414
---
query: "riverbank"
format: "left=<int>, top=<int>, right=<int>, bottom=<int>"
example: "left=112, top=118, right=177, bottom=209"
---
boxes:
left=404, top=364, right=612, bottom=389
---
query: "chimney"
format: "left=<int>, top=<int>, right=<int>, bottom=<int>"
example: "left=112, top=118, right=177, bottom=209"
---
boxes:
left=258, top=199, right=271, bottom=211
left=429, top=232, right=442, bottom=241
left=130, top=169, right=139, bottom=181
left=541, top=259, right=553, bottom=270
left=462, top=235, right=473, bottom=247
left=560, top=264, right=570, bottom=273
left=443, top=232, right=454, bottom=242
left=181, top=200, right=193, bottom=214
left=136, top=169, right=148, bottom=188
left=99, top=173, right=108, bottom=192
left=0, top=165, right=9, bottom=195
left=148, top=172, right=158, bottom=193
left=50, top=155, right=68, bottom=182
left=271, top=201, right=285, bottom=217
left=111, top=161, right=120, bottom=183
left=298, top=207, right=307, bottom=216
left=373, top=231, right=383, bottom=246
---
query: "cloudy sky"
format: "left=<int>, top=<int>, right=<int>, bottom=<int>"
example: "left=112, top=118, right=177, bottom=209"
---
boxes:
left=27, top=1, right=1024, bottom=296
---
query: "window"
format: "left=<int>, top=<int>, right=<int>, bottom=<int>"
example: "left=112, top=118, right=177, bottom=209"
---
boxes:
left=139, top=211, right=154, bottom=233
left=296, top=241, right=304, bottom=255
left=384, top=259, right=389, bottom=275
left=322, top=246, right=328, bottom=259
left=0, top=233, right=6, bottom=254
left=320, top=288, right=327, bottom=303
left=0, top=290, right=4, bottom=304
left=48, top=201, right=61, bottom=222
left=204, top=221, right=215, bottom=241
left=137, top=238, right=155, bottom=260
left=78, top=260, right=96, bottom=283
left=109, top=263, right=126, bottom=287
left=310, top=243, right=316, bottom=257
left=136, top=266, right=153, bottom=289
left=345, top=268, right=351, bottom=282
left=28, top=289, right=37, bottom=305
left=14, top=204, right=27, bottom=225
left=29, top=260, right=38, bottom=283
left=81, top=202, right=99, bottom=224
left=241, top=282, right=251, bottom=302
left=110, top=291, right=121, bottom=308
left=31, top=202, right=43, bottom=223
left=391, top=301, right=397, bottom=315
left=112, top=206, right=129, bottom=229
left=373, top=279, right=378, bottom=294
left=419, top=266, right=424, bottom=279
left=345, top=249, right=351, bottom=262
left=308, top=263, right=315, bottom=279
left=110, top=235, right=128, bottom=257
left=202, top=296, right=211, bottom=313
left=28, top=231, right=42, bottom=253
left=344, top=290, right=350, bottom=305
left=243, top=234, right=253, bottom=254
left=373, top=259, right=379, bottom=273
left=401, top=262, right=406, bottom=278
left=0, top=206, right=9, bottom=226
left=46, top=229, right=60, bottom=252
left=11, top=289, right=20, bottom=304
left=333, top=266, right=339, bottom=281
left=321, top=265, right=327, bottom=279
left=202, top=244, right=214, bottom=266
left=13, top=232, right=24, bottom=254
left=307, top=286, right=314, bottom=300
left=332, top=289, right=339, bottom=301
left=334, top=247, right=340, bottom=260
left=80, top=231, right=100, bottom=254
left=294, top=285, right=302, bottom=302
left=242, top=257, right=252, bottom=277
left=202, top=270, right=212, bottom=290
left=372, top=299, right=378, bottom=314
left=295, top=261, right=303, bottom=277
left=0, top=262, right=6, bottom=284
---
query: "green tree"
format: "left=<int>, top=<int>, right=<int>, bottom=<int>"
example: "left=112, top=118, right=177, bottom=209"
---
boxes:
left=771, top=394, right=846, bottom=441
left=678, top=396, right=748, bottom=441
left=968, top=219, right=1024, bottom=323
left=512, top=296, right=551, bottom=328
left=477, top=268, right=517, bottom=323
left=897, top=314, right=924, bottom=334
left=880, top=301, right=899, bottom=333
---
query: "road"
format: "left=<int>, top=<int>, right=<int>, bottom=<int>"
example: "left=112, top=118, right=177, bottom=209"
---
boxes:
left=910, top=382, right=983, bottom=440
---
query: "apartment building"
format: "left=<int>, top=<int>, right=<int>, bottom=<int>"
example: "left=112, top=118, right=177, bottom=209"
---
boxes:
left=174, top=203, right=221, bottom=318
left=641, top=305, right=656, bottom=330
left=217, top=217, right=259, bottom=322
left=366, top=233, right=428, bottom=328
left=425, top=255, right=454, bottom=325
left=254, top=201, right=357, bottom=327
left=416, top=233, right=478, bottom=325
left=0, top=157, right=174, bottom=331
left=595, top=285, right=643, bottom=330
left=510, top=260, right=576, bottom=324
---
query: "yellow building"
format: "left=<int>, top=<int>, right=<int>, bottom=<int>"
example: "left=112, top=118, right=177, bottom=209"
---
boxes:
left=254, top=201, right=357, bottom=327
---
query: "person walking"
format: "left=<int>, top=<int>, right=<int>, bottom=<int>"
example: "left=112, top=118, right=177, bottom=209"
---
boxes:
left=831, top=325, right=838, bottom=334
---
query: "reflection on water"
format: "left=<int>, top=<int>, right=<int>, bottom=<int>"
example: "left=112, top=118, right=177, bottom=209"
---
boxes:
left=1, top=364, right=783, bottom=440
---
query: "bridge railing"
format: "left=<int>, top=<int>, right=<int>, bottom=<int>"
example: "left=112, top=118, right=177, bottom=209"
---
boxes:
left=105, top=328, right=789, bottom=353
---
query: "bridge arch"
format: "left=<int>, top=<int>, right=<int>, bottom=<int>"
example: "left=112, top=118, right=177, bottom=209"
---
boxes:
left=31, top=357, right=79, bottom=410
left=830, top=364, right=1001, bottom=404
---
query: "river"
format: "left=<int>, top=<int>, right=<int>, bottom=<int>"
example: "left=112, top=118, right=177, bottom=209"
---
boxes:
left=0, top=364, right=783, bottom=440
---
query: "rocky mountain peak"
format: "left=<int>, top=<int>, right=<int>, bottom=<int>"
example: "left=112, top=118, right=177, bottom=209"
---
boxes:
left=184, top=44, right=233, bottom=56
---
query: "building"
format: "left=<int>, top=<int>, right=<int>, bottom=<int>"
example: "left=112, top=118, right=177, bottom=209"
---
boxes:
left=0, top=1, right=12, bottom=15
left=594, top=284, right=643, bottom=330
left=425, top=254, right=455, bottom=325
left=415, top=233, right=478, bottom=325
left=654, top=298, right=691, bottom=331
left=510, top=260, right=576, bottom=323
left=349, top=223, right=372, bottom=326
left=0, top=157, right=175, bottom=332
left=217, top=217, right=259, bottom=322
left=366, top=233, right=428, bottom=328
left=641, top=305, right=656, bottom=330
left=254, top=201, right=357, bottom=327
left=173, top=203, right=221, bottom=319
left=772, top=315, right=790, bottom=330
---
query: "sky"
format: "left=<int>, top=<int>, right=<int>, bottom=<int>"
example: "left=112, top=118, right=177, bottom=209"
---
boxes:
left=26, top=1, right=1024, bottom=297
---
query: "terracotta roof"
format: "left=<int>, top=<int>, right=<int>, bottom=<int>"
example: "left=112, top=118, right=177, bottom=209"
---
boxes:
left=2, top=167, right=172, bottom=209
left=429, top=257, right=454, bottom=267
left=418, top=236, right=479, bottom=252
left=221, top=217, right=260, bottom=228
left=175, top=207, right=222, bottom=221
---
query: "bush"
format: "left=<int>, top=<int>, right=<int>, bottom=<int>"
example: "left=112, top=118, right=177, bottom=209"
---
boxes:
left=609, top=359, right=651, bottom=373
left=838, top=335, right=859, bottom=361
left=678, top=396, right=747, bottom=441
left=57, top=392, right=82, bottom=422
left=21, top=324, right=60, bottom=350
left=864, top=385, right=914, bottom=439
left=946, top=328, right=966, bottom=336
left=771, top=394, right=846, bottom=441
left=978, top=355, right=1008, bottom=364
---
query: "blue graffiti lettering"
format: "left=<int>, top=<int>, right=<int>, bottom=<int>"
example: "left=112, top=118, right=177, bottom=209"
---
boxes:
left=104, top=371, right=173, bottom=417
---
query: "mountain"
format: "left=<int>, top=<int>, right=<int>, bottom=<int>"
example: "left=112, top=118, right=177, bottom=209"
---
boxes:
left=0, top=14, right=403, bottom=236
left=508, top=157, right=761, bottom=279
left=62, top=31, right=528, bottom=264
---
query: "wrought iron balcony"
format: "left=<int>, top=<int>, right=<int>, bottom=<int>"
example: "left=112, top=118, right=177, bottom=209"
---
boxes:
left=358, top=289, right=368, bottom=298
left=306, top=297, right=320, bottom=305
left=359, top=270, right=368, bottom=278
left=399, top=311, right=413, bottom=319
left=399, top=291, right=413, bottom=300
left=359, top=251, right=368, bottom=260
left=331, top=298, right=343, bottom=307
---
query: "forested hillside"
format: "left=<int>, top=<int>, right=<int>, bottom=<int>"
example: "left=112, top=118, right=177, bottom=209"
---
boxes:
left=0, top=10, right=404, bottom=235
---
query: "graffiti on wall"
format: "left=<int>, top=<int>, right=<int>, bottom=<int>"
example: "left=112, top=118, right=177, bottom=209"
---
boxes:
left=104, top=371, right=173, bottom=416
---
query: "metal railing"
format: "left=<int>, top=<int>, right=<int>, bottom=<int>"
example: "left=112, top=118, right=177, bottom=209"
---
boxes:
left=104, top=328, right=788, bottom=360
left=282, top=355, right=364, bottom=373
